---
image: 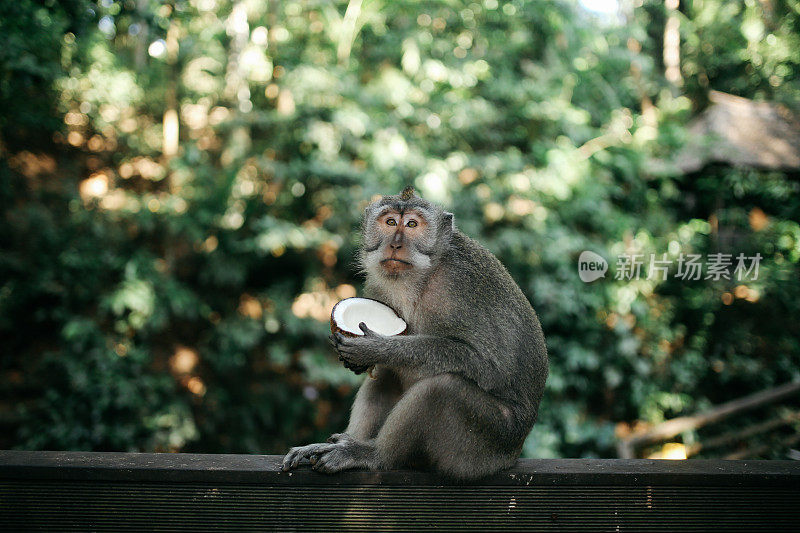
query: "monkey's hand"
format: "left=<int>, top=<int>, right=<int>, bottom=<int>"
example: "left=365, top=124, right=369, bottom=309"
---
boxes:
left=281, top=434, right=376, bottom=474
left=329, top=322, right=386, bottom=373
left=281, top=442, right=339, bottom=471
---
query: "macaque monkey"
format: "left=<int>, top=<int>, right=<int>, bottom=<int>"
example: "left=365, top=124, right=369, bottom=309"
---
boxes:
left=282, top=187, right=548, bottom=479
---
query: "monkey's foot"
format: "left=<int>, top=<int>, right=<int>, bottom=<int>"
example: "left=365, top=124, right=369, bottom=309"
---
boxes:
left=280, top=442, right=338, bottom=471
left=311, top=437, right=375, bottom=474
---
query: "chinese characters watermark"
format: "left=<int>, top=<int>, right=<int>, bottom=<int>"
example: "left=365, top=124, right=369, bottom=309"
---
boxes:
left=578, top=251, right=762, bottom=282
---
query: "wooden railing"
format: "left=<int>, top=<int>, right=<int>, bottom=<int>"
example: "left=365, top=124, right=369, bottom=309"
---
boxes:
left=1, top=450, right=799, bottom=531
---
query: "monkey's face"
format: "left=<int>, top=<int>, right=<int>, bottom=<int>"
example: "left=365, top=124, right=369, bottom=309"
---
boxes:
left=362, top=206, right=438, bottom=279
left=375, top=209, right=428, bottom=275
left=360, top=190, right=454, bottom=281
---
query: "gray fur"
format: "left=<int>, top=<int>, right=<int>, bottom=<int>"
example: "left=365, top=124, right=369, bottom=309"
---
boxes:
left=282, top=190, right=548, bottom=480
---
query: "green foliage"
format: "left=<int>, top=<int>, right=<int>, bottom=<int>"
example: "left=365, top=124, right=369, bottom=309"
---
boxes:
left=1, top=0, right=798, bottom=459
left=0, top=1, right=91, bottom=148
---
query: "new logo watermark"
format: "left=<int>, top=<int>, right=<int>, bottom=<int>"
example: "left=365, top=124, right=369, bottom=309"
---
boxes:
left=578, top=251, right=608, bottom=282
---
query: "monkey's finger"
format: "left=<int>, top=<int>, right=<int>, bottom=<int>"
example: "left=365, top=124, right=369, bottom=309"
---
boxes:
left=290, top=446, right=315, bottom=469
left=282, top=447, right=304, bottom=468
left=281, top=448, right=301, bottom=471
left=312, top=453, right=332, bottom=473
left=290, top=452, right=306, bottom=469
left=335, top=332, right=361, bottom=347
left=311, top=444, right=337, bottom=467
left=313, top=450, right=348, bottom=474
left=340, top=355, right=366, bottom=368
left=358, top=322, right=379, bottom=337
left=335, top=345, right=362, bottom=358
left=310, top=443, right=337, bottom=455
left=283, top=444, right=328, bottom=471
left=340, top=356, right=366, bottom=366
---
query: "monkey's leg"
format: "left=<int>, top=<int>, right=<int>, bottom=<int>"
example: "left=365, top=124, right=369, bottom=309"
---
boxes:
left=308, top=368, right=402, bottom=473
left=314, top=373, right=522, bottom=479
left=374, top=373, right=521, bottom=479
left=343, top=366, right=403, bottom=440
left=281, top=367, right=401, bottom=472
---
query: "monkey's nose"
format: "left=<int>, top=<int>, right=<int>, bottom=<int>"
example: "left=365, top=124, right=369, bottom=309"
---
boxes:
left=390, top=242, right=403, bottom=250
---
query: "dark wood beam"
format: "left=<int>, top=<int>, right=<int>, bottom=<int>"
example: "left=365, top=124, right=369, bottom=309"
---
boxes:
left=2, top=451, right=799, bottom=531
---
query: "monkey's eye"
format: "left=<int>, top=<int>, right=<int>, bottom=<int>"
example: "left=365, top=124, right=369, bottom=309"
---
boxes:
left=386, top=218, right=397, bottom=226
left=406, top=220, right=418, bottom=228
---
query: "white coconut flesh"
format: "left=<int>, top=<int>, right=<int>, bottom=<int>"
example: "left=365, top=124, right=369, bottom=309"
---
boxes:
left=332, top=298, right=406, bottom=336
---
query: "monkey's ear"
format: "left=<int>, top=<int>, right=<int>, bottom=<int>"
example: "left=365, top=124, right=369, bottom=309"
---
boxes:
left=441, top=212, right=455, bottom=238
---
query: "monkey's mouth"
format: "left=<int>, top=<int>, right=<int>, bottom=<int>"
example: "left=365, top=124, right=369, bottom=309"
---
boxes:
left=380, top=258, right=413, bottom=273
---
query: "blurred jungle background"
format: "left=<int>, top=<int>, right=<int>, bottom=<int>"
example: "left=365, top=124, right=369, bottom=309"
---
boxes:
left=2, top=0, right=799, bottom=460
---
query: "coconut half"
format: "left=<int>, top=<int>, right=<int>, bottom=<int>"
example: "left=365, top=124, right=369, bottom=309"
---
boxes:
left=331, top=297, right=407, bottom=337
left=331, top=298, right=406, bottom=379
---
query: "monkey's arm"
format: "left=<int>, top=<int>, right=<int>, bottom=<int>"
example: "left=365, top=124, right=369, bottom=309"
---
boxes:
left=332, top=325, right=504, bottom=389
